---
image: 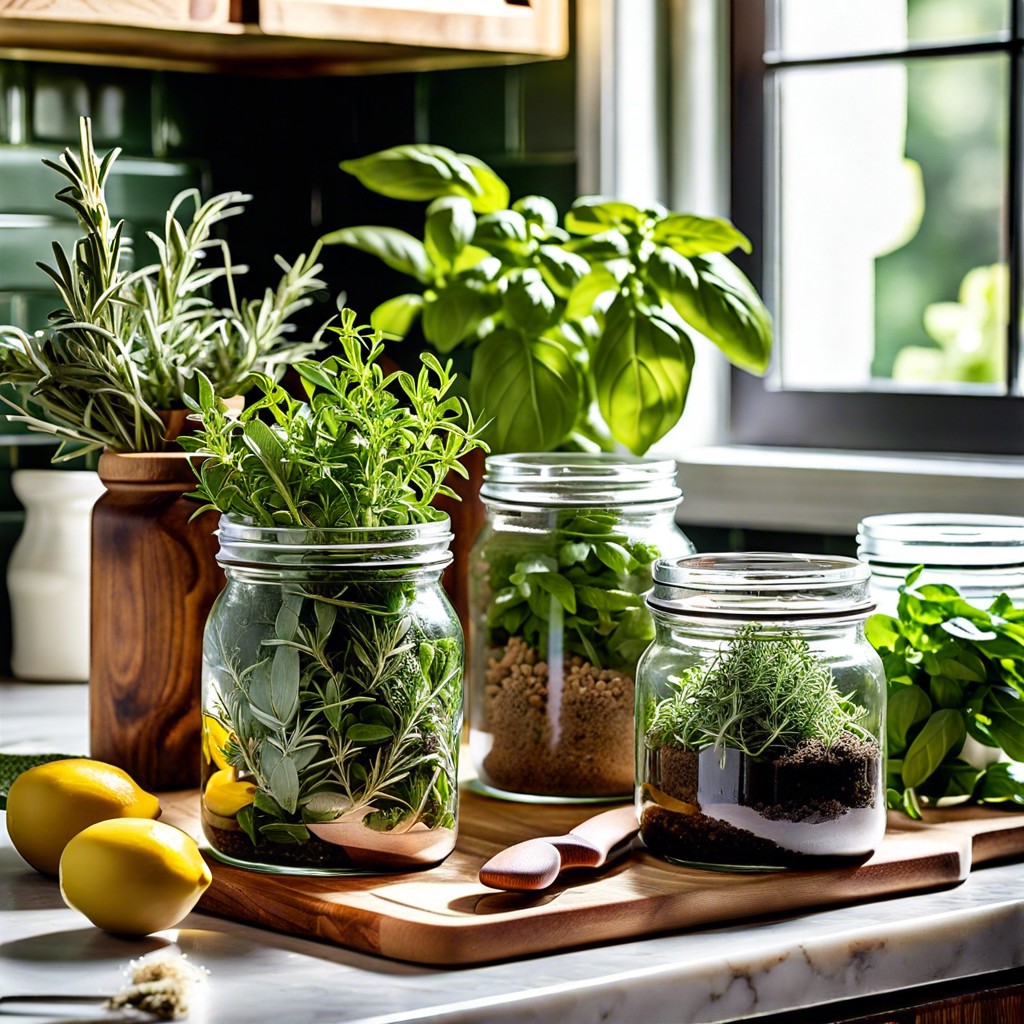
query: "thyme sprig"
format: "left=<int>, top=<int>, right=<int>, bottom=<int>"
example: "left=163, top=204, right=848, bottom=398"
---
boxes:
left=182, top=309, right=487, bottom=528
left=647, top=624, right=869, bottom=763
left=0, top=116, right=326, bottom=459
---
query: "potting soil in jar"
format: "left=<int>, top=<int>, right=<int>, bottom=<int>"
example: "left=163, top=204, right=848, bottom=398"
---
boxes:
left=468, top=454, right=690, bottom=801
left=637, top=554, right=887, bottom=870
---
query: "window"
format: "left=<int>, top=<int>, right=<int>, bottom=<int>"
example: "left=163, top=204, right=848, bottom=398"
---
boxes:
left=730, top=0, right=1024, bottom=454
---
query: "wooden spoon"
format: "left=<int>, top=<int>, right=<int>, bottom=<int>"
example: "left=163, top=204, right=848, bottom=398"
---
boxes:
left=478, top=805, right=639, bottom=891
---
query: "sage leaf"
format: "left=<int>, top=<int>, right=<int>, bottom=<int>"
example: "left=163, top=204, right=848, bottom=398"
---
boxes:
left=259, top=822, right=310, bottom=844
left=594, top=294, right=694, bottom=455
left=275, top=601, right=300, bottom=642
left=470, top=328, right=580, bottom=452
left=270, top=645, right=300, bottom=725
left=320, top=226, right=433, bottom=284
left=902, top=709, right=966, bottom=789
left=347, top=723, right=394, bottom=744
left=269, top=755, right=300, bottom=814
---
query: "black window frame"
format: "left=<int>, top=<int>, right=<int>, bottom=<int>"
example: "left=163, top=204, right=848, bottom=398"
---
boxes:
left=728, top=0, right=1024, bottom=455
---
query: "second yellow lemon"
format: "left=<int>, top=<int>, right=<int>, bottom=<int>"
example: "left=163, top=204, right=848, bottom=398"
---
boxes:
left=6, top=758, right=160, bottom=875
left=60, top=818, right=212, bottom=936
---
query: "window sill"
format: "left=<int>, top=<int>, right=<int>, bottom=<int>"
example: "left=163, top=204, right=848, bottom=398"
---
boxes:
left=674, top=446, right=1024, bottom=534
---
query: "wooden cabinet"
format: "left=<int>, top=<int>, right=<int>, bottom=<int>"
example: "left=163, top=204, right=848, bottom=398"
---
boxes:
left=0, top=0, right=567, bottom=74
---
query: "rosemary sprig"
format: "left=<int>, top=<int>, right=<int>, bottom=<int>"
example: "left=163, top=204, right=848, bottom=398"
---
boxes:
left=647, top=624, right=870, bottom=762
left=0, top=116, right=327, bottom=459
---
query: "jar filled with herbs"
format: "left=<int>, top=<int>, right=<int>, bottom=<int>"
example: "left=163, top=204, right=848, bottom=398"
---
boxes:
left=182, top=313, right=483, bottom=874
left=468, top=454, right=691, bottom=801
left=637, top=553, right=885, bottom=871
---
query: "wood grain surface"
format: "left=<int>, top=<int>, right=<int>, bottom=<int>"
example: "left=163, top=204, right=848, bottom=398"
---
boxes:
left=160, top=789, right=1024, bottom=967
left=91, top=453, right=224, bottom=792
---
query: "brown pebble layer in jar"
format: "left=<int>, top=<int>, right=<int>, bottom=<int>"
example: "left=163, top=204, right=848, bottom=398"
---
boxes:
left=479, top=636, right=634, bottom=797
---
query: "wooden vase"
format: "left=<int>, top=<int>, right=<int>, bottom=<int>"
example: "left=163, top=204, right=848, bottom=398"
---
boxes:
left=90, top=451, right=224, bottom=791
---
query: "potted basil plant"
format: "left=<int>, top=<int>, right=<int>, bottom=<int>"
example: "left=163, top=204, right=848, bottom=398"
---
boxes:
left=0, top=117, right=328, bottom=790
left=325, top=143, right=772, bottom=456
left=181, top=310, right=485, bottom=874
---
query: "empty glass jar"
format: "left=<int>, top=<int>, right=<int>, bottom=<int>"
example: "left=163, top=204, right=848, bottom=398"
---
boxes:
left=637, top=553, right=886, bottom=871
left=468, top=453, right=692, bottom=801
left=857, top=513, right=1024, bottom=616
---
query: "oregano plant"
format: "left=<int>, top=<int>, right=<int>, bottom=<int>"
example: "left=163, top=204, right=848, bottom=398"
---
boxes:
left=185, top=313, right=486, bottom=870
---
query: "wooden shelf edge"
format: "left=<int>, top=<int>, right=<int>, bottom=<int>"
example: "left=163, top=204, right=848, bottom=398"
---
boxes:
left=0, top=0, right=568, bottom=74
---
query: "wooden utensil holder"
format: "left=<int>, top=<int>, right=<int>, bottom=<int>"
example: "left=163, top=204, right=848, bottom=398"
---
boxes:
left=90, top=451, right=224, bottom=790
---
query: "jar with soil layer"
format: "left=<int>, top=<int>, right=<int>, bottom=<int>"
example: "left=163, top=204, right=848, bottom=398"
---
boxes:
left=637, top=553, right=886, bottom=871
left=468, top=454, right=691, bottom=801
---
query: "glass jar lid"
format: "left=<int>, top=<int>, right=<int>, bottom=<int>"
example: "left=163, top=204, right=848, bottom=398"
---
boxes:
left=647, top=552, right=874, bottom=623
left=479, top=452, right=682, bottom=508
left=857, top=513, right=1024, bottom=568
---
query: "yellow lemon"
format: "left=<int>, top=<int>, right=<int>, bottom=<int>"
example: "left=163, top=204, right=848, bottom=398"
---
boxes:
left=201, top=715, right=232, bottom=771
left=203, top=767, right=256, bottom=817
left=6, top=758, right=160, bottom=876
left=59, top=818, right=212, bottom=936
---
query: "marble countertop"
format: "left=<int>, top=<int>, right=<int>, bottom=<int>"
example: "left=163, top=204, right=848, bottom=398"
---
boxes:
left=3, top=681, right=1024, bottom=1024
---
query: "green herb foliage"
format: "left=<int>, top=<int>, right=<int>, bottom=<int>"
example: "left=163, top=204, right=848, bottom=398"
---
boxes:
left=646, top=625, right=870, bottom=763
left=190, top=316, right=482, bottom=855
left=324, top=144, right=772, bottom=456
left=484, top=511, right=661, bottom=671
left=867, top=567, right=1024, bottom=819
left=181, top=310, right=486, bottom=528
left=208, top=586, right=462, bottom=848
left=0, top=117, right=326, bottom=459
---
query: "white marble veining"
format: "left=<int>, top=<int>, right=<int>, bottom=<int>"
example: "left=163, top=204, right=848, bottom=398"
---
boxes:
left=3, top=682, right=1024, bottom=1024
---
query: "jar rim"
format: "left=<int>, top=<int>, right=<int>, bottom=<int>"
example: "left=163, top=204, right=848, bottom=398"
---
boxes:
left=215, top=514, right=454, bottom=571
left=648, top=552, right=874, bottom=623
left=858, top=512, right=1024, bottom=567
left=480, top=452, right=682, bottom=508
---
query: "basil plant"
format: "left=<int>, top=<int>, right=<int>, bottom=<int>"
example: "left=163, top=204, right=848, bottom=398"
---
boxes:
left=325, top=144, right=772, bottom=456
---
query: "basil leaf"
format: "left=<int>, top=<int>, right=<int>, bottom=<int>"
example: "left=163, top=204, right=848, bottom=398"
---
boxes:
left=594, top=294, right=694, bottom=455
left=503, top=269, right=558, bottom=334
left=646, top=247, right=771, bottom=375
left=347, top=723, right=394, bottom=744
left=513, top=195, right=558, bottom=228
left=865, top=613, right=900, bottom=652
left=565, top=196, right=645, bottom=235
left=930, top=675, right=967, bottom=709
left=458, top=153, right=510, bottom=213
left=422, top=284, right=494, bottom=353
left=425, top=196, right=476, bottom=268
left=533, top=572, right=577, bottom=614
left=902, top=709, right=966, bottom=789
left=887, top=684, right=932, bottom=755
left=473, top=210, right=530, bottom=260
left=565, top=266, right=620, bottom=320
left=537, top=245, right=590, bottom=298
left=371, top=293, right=424, bottom=340
left=979, top=761, right=1024, bottom=804
left=321, top=226, right=433, bottom=284
left=339, top=144, right=480, bottom=201
left=652, top=213, right=752, bottom=256
left=470, top=327, right=580, bottom=452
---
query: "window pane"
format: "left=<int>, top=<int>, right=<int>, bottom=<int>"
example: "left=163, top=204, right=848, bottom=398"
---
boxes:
left=774, top=55, right=1008, bottom=393
left=772, top=0, right=1008, bottom=59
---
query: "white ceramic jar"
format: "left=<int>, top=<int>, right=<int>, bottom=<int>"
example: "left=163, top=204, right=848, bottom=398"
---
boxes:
left=8, top=469, right=104, bottom=682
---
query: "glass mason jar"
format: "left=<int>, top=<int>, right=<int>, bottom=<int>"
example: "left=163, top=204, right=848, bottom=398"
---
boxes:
left=637, top=553, right=886, bottom=871
left=857, top=512, right=1024, bottom=617
left=200, top=516, right=463, bottom=875
left=468, top=453, right=692, bottom=802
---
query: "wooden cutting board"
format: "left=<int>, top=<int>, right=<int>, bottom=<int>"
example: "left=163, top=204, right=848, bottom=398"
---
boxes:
left=160, top=790, right=1024, bottom=967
